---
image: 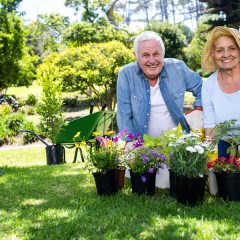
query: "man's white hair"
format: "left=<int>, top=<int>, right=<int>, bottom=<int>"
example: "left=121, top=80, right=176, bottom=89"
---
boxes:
left=133, top=31, right=165, bottom=56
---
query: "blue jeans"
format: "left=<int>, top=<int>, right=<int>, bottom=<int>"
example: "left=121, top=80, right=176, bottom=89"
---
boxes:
left=218, top=140, right=235, bottom=158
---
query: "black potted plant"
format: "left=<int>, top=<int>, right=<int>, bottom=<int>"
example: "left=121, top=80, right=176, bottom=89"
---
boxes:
left=167, top=125, right=213, bottom=206
left=87, top=131, right=126, bottom=195
left=207, top=119, right=240, bottom=201
left=124, top=134, right=167, bottom=196
left=36, top=62, right=65, bottom=165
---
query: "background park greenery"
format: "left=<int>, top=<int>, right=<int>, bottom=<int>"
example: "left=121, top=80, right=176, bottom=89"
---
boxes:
left=1, top=0, right=237, bottom=146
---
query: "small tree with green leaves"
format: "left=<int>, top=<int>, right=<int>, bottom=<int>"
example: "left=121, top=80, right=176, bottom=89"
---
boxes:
left=36, top=62, right=65, bottom=144
left=41, top=40, right=134, bottom=110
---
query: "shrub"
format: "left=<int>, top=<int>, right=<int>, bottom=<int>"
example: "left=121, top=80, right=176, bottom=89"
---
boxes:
left=63, top=96, right=78, bottom=108
left=0, top=104, right=12, bottom=117
left=0, top=94, right=19, bottom=111
left=25, top=93, right=38, bottom=106
left=22, top=121, right=38, bottom=144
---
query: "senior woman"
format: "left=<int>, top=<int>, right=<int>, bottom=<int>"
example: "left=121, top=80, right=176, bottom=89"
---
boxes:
left=201, top=26, right=240, bottom=158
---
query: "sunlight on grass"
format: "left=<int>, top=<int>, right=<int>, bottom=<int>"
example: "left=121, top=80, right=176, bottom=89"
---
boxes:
left=7, top=81, right=42, bottom=99
left=1, top=148, right=240, bottom=239
left=21, top=198, right=47, bottom=206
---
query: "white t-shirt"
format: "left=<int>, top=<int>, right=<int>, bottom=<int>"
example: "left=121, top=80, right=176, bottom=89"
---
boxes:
left=148, top=79, right=176, bottom=137
left=202, top=71, right=240, bottom=130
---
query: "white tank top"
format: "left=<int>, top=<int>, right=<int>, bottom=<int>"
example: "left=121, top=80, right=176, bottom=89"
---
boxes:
left=148, top=79, right=176, bottom=137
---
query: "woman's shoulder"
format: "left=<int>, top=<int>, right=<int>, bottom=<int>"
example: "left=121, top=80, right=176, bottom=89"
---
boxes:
left=203, top=71, right=218, bottom=88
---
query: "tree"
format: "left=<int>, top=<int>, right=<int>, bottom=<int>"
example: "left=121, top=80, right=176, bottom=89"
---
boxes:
left=64, top=0, right=122, bottom=24
left=39, top=41, right=134, bottom=110
left=0, top=0, right=22, bottom=12
left=26, top=13, right=70, bottom=58
left=63, top=19, right=133, bottom=48
left=199, top=0, right=240, bottom=28
left=145, top=21, right=187, bottom=60
left=185, top=16, right=211, bottom=71
left=0, top=9, right=25, bottom=91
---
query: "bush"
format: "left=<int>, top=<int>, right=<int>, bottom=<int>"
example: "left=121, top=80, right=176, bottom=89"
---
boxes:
left=25, top=106, right=35, bottom=115
left=0, top=104, right=12, bottom=117
left=63, top=96, right=78, bottom=108
left=0, top=94, right=19, bottom=111
left=22, top=121, right=38, bottom=144
left=25, top=93, right=38, bottom=106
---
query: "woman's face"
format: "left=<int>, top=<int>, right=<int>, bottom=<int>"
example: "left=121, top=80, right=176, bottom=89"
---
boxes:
left=213, top=36, right=240, bottom=70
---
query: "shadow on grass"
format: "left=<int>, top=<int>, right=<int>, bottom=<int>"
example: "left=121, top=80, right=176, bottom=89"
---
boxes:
left=1, top=165, right=240, bottom=239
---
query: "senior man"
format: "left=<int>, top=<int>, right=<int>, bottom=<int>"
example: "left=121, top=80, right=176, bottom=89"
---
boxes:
left=116, top=31, right=203, bottom=188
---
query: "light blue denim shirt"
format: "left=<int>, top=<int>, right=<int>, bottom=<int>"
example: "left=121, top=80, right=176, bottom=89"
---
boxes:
left=116, top=58, right=202, bottom=136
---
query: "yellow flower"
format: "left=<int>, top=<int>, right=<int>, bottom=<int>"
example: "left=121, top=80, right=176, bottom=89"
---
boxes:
left=104, top=130, right=115, bottom=136
left=208, top=151, right=218, bottom=162
left=92, top=131, right=101, bottom=137
left=75, top=141, right=86, bottom=149
left=74, top=131, right=81, bottom=139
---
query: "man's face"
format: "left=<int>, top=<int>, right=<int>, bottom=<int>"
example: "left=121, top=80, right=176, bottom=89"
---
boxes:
left=135, top=39, right=164, bottom=82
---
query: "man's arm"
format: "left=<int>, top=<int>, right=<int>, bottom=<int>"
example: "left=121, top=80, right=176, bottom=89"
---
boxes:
left=116, top=69, right=135, bottom=136
left=180, top=61, right=203, bottom=108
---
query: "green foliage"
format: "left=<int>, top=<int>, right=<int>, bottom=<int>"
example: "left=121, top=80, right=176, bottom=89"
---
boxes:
left=22, top=120, right=38, bottom=144
left=0, top=0, right=22, bottom=12
left=0, top=104, right=12, bottom=117
left=26, top=13, right=70, bottom=58
left=25, top=93, right=38, bottom=106
left=0, top=111, right=37, bottom=145
left=145, top=21, right=187, bottom=60
left=214, top=119, right=240, bottom=159
left=65, top=0, right=121, bottom=23
left=185, top=16, right=212, bottom=71
left=16, top=49, right=39, bottom=87
left=87, top=133, right=126, bottom=171
left=0, top=9, right=25, bottom=90
left=163, top=125, right=213, bottom=178
left=63, top=20, right=133, bottom=48
left=41, top=41, right=134, bottom=110
left=37, top=62, right=65, bottom=143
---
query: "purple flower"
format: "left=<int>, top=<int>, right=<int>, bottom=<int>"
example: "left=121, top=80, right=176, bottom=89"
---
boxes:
left=141, top=175, right=147, bottom=183
left=127, top=133, right=135, bottom=140
left=96, top=136, right=102, bottom=142
left=148, top=168, right=155, bottom=173
left=136, top=133, right=141, bottom=137
left=112, top=136, right=118, bottom=142
left=140, top=154, right=149, bottom=164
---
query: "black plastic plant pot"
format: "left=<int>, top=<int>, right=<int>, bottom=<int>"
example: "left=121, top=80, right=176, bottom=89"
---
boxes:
left=130, top=170, right=156, bottom=196
left=169, top=169, right=177, bottom=198
left=92, top=169, right=119, bottom=196
left=215, top=172, right=240, bottom=201
left=176, top=175, right=207, bottom=206
left=46, top=144, right=65, bottom=165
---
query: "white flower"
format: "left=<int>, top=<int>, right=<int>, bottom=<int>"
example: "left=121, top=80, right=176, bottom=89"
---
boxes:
left=186, top=146, right=197, bottom=153
left=194, top=145, right=204, bottom=154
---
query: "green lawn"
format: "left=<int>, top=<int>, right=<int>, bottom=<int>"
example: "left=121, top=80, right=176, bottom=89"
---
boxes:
left=1, top=147, right=240, bottom=239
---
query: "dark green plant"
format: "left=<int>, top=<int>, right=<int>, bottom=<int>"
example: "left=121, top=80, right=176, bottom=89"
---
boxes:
left=213, top=119, right=240, bottom=158
left=37, top=62, right=65, bottom=144
left=22, top=121, right=38, bottom=144
left=25, top=93, right=38, bottom=106
left=145, top=21, right=187, bottom=60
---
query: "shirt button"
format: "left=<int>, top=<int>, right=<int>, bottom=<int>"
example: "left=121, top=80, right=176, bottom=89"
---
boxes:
left=144, top=125, right=147, bottom=128
left=147, top=90, right=149, bottom=92
left=147, top=113, right=149, bottom=116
